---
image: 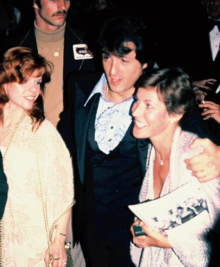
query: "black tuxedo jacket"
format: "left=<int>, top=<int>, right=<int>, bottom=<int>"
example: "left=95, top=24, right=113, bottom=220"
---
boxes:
left=58, top=71, right=149, bottom=241
left=156, top=16, right=220, bottom=84
left=187, top=19, right=220, bottom=83
left=0, top=152, right=8, bottom=220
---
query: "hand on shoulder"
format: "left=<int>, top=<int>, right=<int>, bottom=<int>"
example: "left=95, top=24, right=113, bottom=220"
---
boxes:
left=185, top=138, right=220, bottom=182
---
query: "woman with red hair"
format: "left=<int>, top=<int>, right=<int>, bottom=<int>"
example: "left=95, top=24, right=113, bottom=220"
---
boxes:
left=0, top=47, right=74, bottom=267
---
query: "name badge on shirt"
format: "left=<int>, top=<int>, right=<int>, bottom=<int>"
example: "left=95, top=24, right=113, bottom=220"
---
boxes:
left=73, top=44, right=93, bottom=60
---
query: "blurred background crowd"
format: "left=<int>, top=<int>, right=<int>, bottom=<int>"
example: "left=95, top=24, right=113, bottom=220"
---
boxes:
left=0, top=0, right=204, bottom=63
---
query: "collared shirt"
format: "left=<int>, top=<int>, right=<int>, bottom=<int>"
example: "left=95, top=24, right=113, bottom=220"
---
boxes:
left=209, top=25, right=220, bottom=61
left=209, top=25, right=220, bottom=93
left=84, top=74, right=133, bottom=154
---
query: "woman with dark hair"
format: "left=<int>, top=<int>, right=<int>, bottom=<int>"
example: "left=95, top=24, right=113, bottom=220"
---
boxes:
left=130, top=67, right=220, bottom=266
left=0, top=47, right=74, bottom=266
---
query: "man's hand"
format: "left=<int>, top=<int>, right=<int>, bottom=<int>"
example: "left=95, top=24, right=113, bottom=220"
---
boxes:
left=200, top=101, right=220, bottom=123
left=194, top=89, right=206, bottom=104
left=193, top=79, right=217, bottom=90
left=131, top=219, right=171, bottom=248
left=185, top=138, right=220, bottom=182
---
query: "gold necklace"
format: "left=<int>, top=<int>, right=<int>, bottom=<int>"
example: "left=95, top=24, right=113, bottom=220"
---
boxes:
left=37, top=42, right=64, bottom=57
left=33, top=132, right=73, bottom=267
left=0, top=110, right=27, bottom=266
left=2, top=111, right=27, bottom=158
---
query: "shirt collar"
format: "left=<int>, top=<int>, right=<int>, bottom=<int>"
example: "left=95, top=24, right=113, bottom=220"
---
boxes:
left=84, top=73, right=106, bottom=106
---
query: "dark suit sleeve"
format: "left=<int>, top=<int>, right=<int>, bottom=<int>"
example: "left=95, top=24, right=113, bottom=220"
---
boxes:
left=57, top=74, right=76, bottom=155
left=181, top=107, right=220, bottom=146
left=0, top=152, right=8, bottom=220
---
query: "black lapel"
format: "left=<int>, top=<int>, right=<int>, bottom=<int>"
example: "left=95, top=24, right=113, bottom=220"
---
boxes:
left=19, top=28, right=38, bottom=53
left=75, top=90, right=100, bottom=184
left=63, top=25, right=96, bottom=81
left=63, top=25, right=84, bottom=80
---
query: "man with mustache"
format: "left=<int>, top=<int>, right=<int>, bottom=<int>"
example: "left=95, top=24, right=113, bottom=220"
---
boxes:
left=1, top=0, right=95, bottom=127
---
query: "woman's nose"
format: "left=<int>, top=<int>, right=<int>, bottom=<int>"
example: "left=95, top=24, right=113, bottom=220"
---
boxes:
left=132, top=101, right=143, bottom=117
left=27, top=81, right=37, bottom=91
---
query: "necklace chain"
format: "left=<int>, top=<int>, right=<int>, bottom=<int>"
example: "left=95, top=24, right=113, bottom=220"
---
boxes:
left=37, top=42, right=64, bottom=57
left=2, top=111, right=27, bottom=160
left=157, top=150, right=171, bottom=167
left=0, top=110, right=26, bottom=266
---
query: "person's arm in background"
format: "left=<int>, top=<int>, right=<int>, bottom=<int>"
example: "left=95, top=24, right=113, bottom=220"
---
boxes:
left=193, top=78, right=217, bottom=90
left=0, top=151, right=8, bottom=220
left=181, top=103, right=220, bottom=146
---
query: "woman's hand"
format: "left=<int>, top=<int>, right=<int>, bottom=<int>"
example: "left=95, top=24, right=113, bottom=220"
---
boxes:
left=44, top=208, right=71, bottom=266
left=131, top=219, right=171, bottom=249
left=193, top=79, right=217, bottom=90
left=45, top=236, right=67, bottom=267
left=199, top=101, right=220, bottom=123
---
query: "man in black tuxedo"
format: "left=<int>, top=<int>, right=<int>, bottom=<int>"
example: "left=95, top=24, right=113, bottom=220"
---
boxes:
left=0, top=152, right=8, bottom=220
left=156, top=0, right=220, bottom=139
left=1, top=0, right=95, bottom=127
left=58, top=15, right=220, bottom=267
left=187, top=0, right=220, bottom=100
left=188, top=0, right=220, bottom=139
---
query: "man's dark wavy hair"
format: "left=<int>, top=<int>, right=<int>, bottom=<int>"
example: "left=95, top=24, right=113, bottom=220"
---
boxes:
left=97, top=15, right=155, bottom=70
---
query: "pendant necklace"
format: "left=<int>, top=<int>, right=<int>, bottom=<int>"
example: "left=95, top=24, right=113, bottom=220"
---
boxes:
left=157, top=149, right=171, bottom=166
left=37, top=42, right=64, bottom=57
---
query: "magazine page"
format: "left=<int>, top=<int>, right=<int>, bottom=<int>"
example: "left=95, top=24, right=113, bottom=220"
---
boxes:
left=129, top=180, right=209, bottom=235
